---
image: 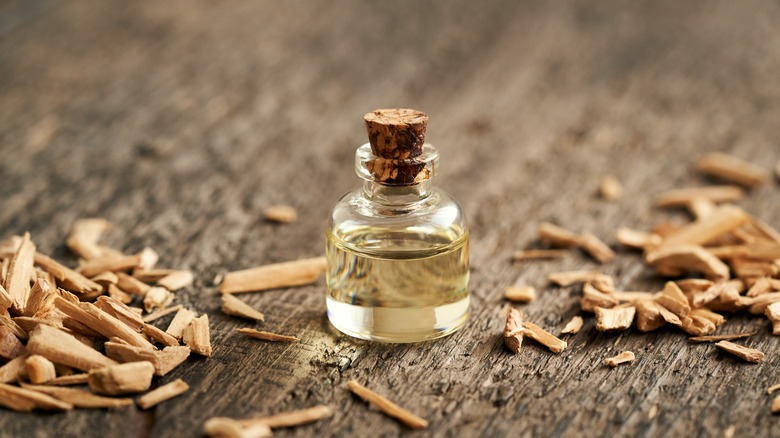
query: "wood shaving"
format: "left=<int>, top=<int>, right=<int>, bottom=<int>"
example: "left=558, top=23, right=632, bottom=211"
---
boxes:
left=88, top=361, right=155, bottom=395
left=696, top=152, right=770, bottom=188
left=137, top=378, right=189, bottom=409
left=237, top=405, right=333, bottom=429
left=236, top=328, right=299, bottom=343
left=715, top=340, right=764, bottom=363
left=504, top=286, right=535, bottom=303
left=598, top=175, right=622, bottom=200
left=220, top=257, right=326, bottom=294
left=521, top=322, right=567, bottom=353
left=503, top=308, right=523, bottom=353
left=221, top=294, right=265, bottom=321
left=263, top=205, right=298, bottom=223
left=595, top=306, right=635, bottom=332
left=347, top=380, right=428, bottom=429
left=689, top=332, right=756, bottom=342
left=604, top=351, right=634, bottom=367
left=654, top=185, right=745, bottom=207
left=560, top=316, right=583, bottom=335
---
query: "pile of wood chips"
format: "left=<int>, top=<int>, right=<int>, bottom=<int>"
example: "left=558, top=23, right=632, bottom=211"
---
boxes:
left=0, top=219, right=202, bottom=412
left=505, top=152, right=780, bottom=412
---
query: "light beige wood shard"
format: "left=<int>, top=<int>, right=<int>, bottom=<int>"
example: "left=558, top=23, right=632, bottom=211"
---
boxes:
left=263, top=205, right=298, bottom=223
left=768, top=383, right=780, bottom=395
left=0, top=356, right=27, bottom=383
left=137, top=378, right=189, bottom=409
left=182, top=314, right=212, bottom=356
left=646, top=244, right=730, bottom=281
left=94, top=296, right=144, bottom=330
left=157, top=270, right=194, bottom=291
left=512, top=249, right=568, bottom=260
left=655, top=281, right=691, bottom=319
left=635, top=300, right=666, bottom=332
left=580, top=282, right=618, bottom=313
left=680, top=315, right=716, bottom=336
left=714, top=340, right=764, bottom=363
left=135, top=247, right=159, bottom=271
left=21, top=383, right=133, bottom=408
left=221, top=293, right=265, bottom=321
left=104, top=342, right=190, bottom=376
left=615, top=228, right=662, bottom=250
left=46, top=373, right=89, bottom=386
left=27, top=324, right=116, bottom=371
left=115, top=272, right=151, bottom=296
left=133, top=269, right=176, bottom=283
left=204, top=417, right=272, bottom=438
left=578, top=232, right=615, bottom=263
left=654, top=186, right=745, bottom=207
left=24, top=278, right=54, bottom=317
left=33, top=252, right=101, bottom=293
left=347, top=380, right=428, bottom=429
left=504, top=286, right=535, bottom=303
left=0, top=325, right=26, bottom=361
left=0, top=382, right=73, bottom=411
left=143, top=287, right=171, bottom=313
left=5, top=232, right=36, bottom=313
left=689, top=332, right=756, bottom=342
left=237, top=328, right=299, bottom=343
left=746, top=292, right=780, bottom=314
left=696, top=152, right=770, bottom=187
left=88, top=361, right=155, bottom=395
left=77, top=254, right=141, bottom=278
left=521, top=322, right=567, bottom=353
left=690, top=308, right=725, bottom=326
left=537, top=222, right=581, bottom=247
left=142, top=324, right=180, bottom=347
left=53, top=296, right=154, bottom=349
left=598, top=175, right=622, bottom=200
left=166, top=308, right=195, bottom=340
left=595, top=306, right=635, bottom=332
left=653, top=205, right=751, bottom=251
left=687, top=197, right=717, bottom=220
left=143, top=304, right=183, bottom=323
left=25, top=354, right=56, bottom=384
left=238, top=405, right=333, bottom=429
left=766, top=301, right=780, bottom=321
left=605, top=351, right=635, bottom=367
left=220, top=257, right=327, bottom=294
left=746, top=277, right=773, bottom=297
left=65, top=218, right=115, bottom=260
left=503, top=308, right=523, bottom=353
left=611, top=291, right=657, bottom=303
left=548, top=270, right=611, bottom=289
left=560, top=316, right=583, bottom=334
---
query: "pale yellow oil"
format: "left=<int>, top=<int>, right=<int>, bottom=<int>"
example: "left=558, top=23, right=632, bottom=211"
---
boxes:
left=326, top=227, right=469, bottom=342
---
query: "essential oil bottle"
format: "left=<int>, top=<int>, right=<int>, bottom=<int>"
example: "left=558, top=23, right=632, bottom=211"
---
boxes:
left=326, top=109, right=469, bottom=343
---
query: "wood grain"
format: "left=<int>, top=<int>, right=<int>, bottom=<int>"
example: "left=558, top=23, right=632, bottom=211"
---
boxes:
left=1, top=0, right=780, bottom=437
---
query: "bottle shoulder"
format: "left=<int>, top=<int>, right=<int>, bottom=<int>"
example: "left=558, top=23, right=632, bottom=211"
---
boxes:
left=327, top=186, right=468, bottom=246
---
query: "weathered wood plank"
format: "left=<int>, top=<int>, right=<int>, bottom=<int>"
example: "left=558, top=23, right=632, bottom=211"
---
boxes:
left=1, top=0, right=779, bottom=437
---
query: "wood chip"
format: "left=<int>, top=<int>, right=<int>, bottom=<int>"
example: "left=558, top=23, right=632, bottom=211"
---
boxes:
left=263, top=205, right=298, bottom=223
left=503, top=308, right=523, bottom=353
left=5, top=232, right=36, bottom=313
left=687, top=197, right=717, bottom=220
left=511, top=249, right=568, bottom=260
left=746, top=292, right=780, bottom=314
left=0, top=356, right=27, bottom=383
left=21, top=383, right=133, bottom=408
left=605, top=351, right=635, bottom=367
left=78, top=254, right=142, bottom=278
left=615, top=228, right=662, bottom=251
left=538, top=222, right=581, bottom=247
left=136, top=247, right=159, bottom=271
left=347, top=380, right=428, bottom=429
left=765, top=301, right=780, bottom=321
left=0, top=283, right=11, bottom=311
left=580, top=283, right=618, bottom=313
left=655, top=281, right=691, bottom=319
left=115, top=271, right=151, bottom=296
left=143, top=304, right=183, bottom=323
left=104, top=342, right=190, bottom=376
left=653, top=205, right=751, bottom=251
left=689, top=332, right=756, bottom=342
left=88, top=361, right=155, bottom=395
left=157, top=270, right=194, bottom=291
left=646, top=244, right=730, bottom=281
left=595, top=306, right=635, bottom=332
left=746, top=276, right=773, bottom=297
left=46, top=373, right=89, bottom=386
left=220, top=257, right=326, bottom=294
left=25, top=354, right=56, bottom=384
left=504, top=286, right=535, bottom=303
left=0, top=325, right=26, bottom=361
left=654, top=186, right=745, bottom=207
left=521, top=322, right=567, bottom=353
left=611, top=291, right=658, bottom=302
left=183, top=314, right=212, bottom=356
left=767, top=383, right=780, bottom=395
left=696, top=152, right=770, bottom=188
left=548, top=271, right=614, bottom=293
left=24, top=278, right=54, bottom=317
left=578, top=232, right=616, bottom=263
left=635, top=300, right=667, bottom=332
left=714, top=340, right=764, bottom=363
left=598, top=175, right=622, bottom=200
left=94, top=296, right=144, bottom=330
left=143, top=286, right=172, bottom=313
left=236, top=328, right=299, bottom=343
left=137, top=378, right=189, bottom=409
left=204, top=418, right=272, bottom=438
left=773, top=395, right=780, bottom=414
left=238, top=405, right=333, bottom=429
left=65, top=218, right=115, bottom=261
left=142, top=323, right=180, bottom=347
left=53, top=296, right=154, bottom=349
left=33, top=252, right=101, bottom=294
left=133, top=269, right=176, bottom=283
left=680, top=315, right=716, bottom=336
left=166, top=308, right=196, bottom=340
left=560, top=316, right=583, bottom=334
left=26, top=324, right=117, bottom=371
left=221, top=294, right=266, bottom=321
left=0, top=382, right=73, bottom=411
left=689, top=281, right=733, bottom=308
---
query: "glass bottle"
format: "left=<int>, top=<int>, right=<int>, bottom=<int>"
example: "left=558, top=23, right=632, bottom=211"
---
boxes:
left=326, top=109, right=469, bottom=343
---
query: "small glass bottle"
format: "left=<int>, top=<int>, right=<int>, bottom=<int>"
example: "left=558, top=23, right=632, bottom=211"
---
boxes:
left=326, top=109, right=469, bottom=343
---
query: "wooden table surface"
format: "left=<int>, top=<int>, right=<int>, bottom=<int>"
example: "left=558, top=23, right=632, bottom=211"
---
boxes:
left=2, top=1, right=779, bottom=436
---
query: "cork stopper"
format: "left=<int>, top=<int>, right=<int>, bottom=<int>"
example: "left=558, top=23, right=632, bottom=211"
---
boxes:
left=364, top=109, right=428, bottom=159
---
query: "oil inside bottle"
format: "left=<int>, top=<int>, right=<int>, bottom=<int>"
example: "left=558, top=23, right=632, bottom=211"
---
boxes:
left=326, top=226, right=469, bottom=342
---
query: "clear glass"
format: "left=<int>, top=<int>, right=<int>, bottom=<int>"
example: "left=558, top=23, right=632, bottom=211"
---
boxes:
left=326, top=143, right=469, bottom=343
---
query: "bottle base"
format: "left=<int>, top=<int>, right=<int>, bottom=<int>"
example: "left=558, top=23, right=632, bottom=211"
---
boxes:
left=326, top=296, right=469, bottom=343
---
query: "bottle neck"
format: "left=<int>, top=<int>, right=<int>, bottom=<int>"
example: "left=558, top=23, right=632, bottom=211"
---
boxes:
left=362, top=179, right=433, bottom=205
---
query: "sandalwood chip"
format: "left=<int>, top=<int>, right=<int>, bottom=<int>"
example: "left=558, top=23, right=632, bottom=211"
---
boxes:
left=696, top=152, right=770, bottom=188
left=654, top=186, right=745, bottom=207
left=5, top=232, right=36, bottom=313
left=221, top=294, right=265, bottom=321
left=88, top=361, right=155, bottom=395
left=548, top=271, right=614, bottom=293
left=504, top=286, right=535, bottom=303
left=143, top=304, right=183, bottom=323
left=166, top=308, right=196, bottom=340
left=581, top=283, right=618, bottom=313
left=238, top=405, right=333, bottom=429
left=503, top=308, right=523, bottom=353
left=21, top=384, right=133, bottom=408
left=715, top=340, right=764, bottom=363
left=46, top=373, right=89, bottom=386
left=182, top=315, right=212, bottom=356
left=560, top=316, right=583, bottom=335
left=137, top=378, right=189, bottom=409
left=595, top=306, right=635, bottom=332
left=767, top=383, right=780, bottom=395
left=144, top=287, right=172, bottom=313
left=598, top=175, right=622, bottom=200
left=538, top=222, right=581, bottom=247
left=0, top=356, right=26, bottom=384
left=205, top=418, right=272, bottom=438
left=615, top=228, right=662, bottom=251
left=688, top=332, right=756, bottom=342
left=511, top=249, right=568, bottom=261
left=347, top=380, right=428, bottom=429
left=157, top=271, right=194, bottom=291
left=25, top=355, right=56, bottom=384
left=0, top=382, right=73, bottom=411
left=654, top=205, right=750, bottom=251
left=263, top=205, right=298, bottom=223
left=78, top=254, right=142, bottom=278
left=220, top=257, right=326, bottom=294
left=656, top=281, right=691, bottom=320
left=0, top=325, right=26, bottom=361
left=635, top=300, right=666, bottom=332
left=605, top=351, right=635, bottom=367
left=105, top=342, right=190, bottom=376
left=579, top=232, right=615, bottom=263
left=115, top=272, right=151, bottom=296
left=646, top=245, right=730, bottom=281
left=26, top=324, right=117, bottom=372
left=237, top=328, right=299, bottom=343
left=142, top=324, right=180, bottom=347
left=521, top=322, right=567, bottom=353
